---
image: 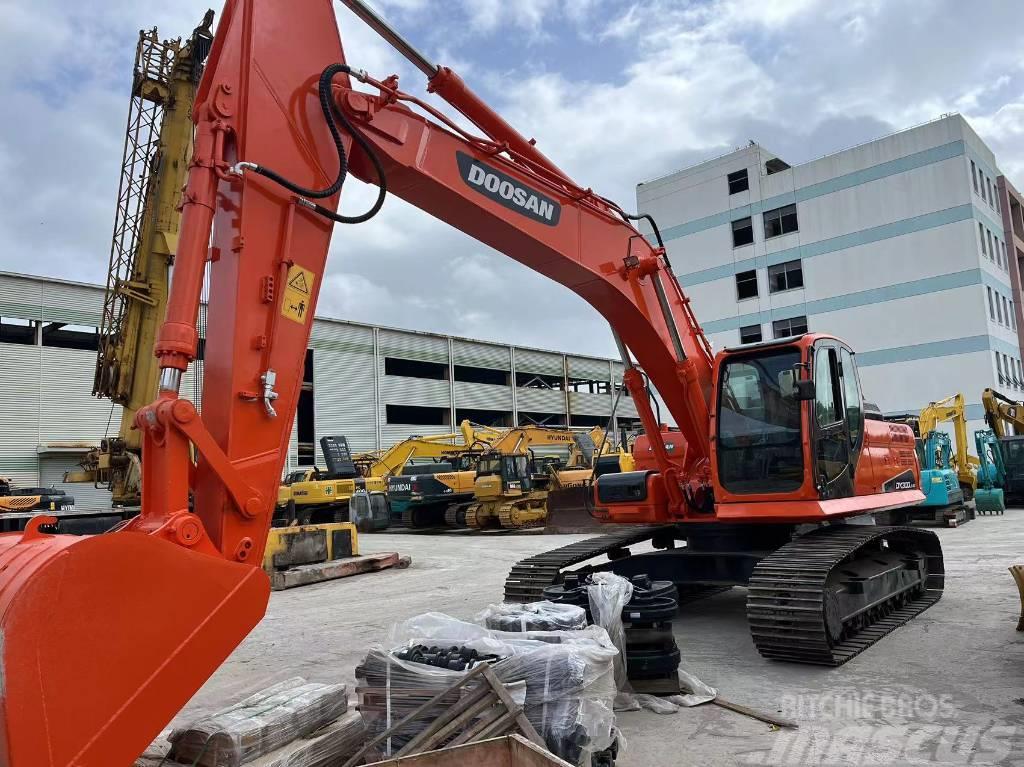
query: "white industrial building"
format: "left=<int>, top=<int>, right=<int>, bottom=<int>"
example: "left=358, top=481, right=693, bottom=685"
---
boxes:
left=0, top=271, right=638, bottom=508
left=637, top=113, right=1023, bottom=433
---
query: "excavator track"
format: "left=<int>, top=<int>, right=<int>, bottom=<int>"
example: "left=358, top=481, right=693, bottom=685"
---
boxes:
left=464, top=503, right=482, bottom=529
left=497, top=499, right=547, bottom=530
left=444, top=504, right=466, bottom=528
left=747, top=525, right=943, bottom=666
left=504, top=525, right=672, bottom=602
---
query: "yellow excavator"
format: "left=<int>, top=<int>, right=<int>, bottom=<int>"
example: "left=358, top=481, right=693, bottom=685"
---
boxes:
left=280, top=421, right=501, bottom=524
left=66, top=15, right=215, bottom=505
left=0, top=478, right=75, bottom=514
left=982, top=388, right=1024, bottom=503
left=919, top=393, right=979, bottom=501
left=445, top=426, right=604, bottom=530
left=986, top=389, right=1024, bottom=629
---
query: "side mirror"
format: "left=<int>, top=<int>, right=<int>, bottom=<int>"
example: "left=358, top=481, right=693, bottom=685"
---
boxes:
left=794, top=379, right=816, bottom=400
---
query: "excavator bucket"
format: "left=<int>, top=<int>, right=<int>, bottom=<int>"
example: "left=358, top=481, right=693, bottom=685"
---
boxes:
left=544, top=486, right=605, bottom=533
left=0, top=1, right=350, bottom=763
left=974, top=487, right=1006, bottom=514
left=1010, top=565, right=1024, bottom=631
left=0, top=518, right=270, bottom=765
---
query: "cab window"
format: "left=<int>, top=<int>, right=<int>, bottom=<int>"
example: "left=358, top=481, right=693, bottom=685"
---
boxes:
left=814, top=347, right=840, bottom=425
left=717, top=349, right=803, bottom=494
left=840, top=348, right=863, bottom=447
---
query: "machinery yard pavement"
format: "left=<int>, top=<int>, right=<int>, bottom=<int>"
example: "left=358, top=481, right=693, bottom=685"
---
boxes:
left=178, top=516, right=1024, bottom=766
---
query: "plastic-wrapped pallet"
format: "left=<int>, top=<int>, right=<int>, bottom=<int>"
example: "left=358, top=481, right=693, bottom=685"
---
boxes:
left=357, top=613, right=618, bottom=766
left=168, top=678, right=348, bottom=767
left=477, top=601, right=588, bottom=632
left=245, top=710, right=366, bottom=767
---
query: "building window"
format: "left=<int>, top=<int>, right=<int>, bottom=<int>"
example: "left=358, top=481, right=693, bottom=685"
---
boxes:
left=518, top=411, right=567, bottom=427
left=971, top=161, right=978, bottom=193
left=763, top=204, right=798, bottom=239
left=980, top=170, right=987, bottom=202
left=1003, top=295, right=1010, bottom=326
left=385, top=404, right=449, bottom=426
left=987, top=229, right=995, bottom=262
left=998, top=293, right=1006, bottom=325
left=1018, top=358, right=1023, bottom=386
left=979, top=222, right=988, bottom=258
left=455, top=408, right=512, bottom=427
left=739, top=324, right=762, bottom=344
left=732, top=217, right=754, bottom=247
left=40, top=323, right=99, bottom=351
left=727, top=169, right=749, bottom=195
left=453, top=365, right=508, bottom=386
left=996, top=353, right=1004, bottom=384
left=516, top=371, right=564, bottom=390
left=1011, top=299, right=1017, bottom=330
left=772, top=315, right=808, bottom=338
left=384, top=357, right=447, bottom=380
left=988, top=287, right=996, bottom=320
left=768, top=259, right=804, bottom=293
left=735, top=269, right=758, bottom=300
left=987, top=177, right=994, bottom=207
left=0, top=317, right=36, bottom=346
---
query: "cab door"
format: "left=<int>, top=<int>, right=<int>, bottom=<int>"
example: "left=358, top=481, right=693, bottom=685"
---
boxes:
left=811, top=343, right=855, bottom=499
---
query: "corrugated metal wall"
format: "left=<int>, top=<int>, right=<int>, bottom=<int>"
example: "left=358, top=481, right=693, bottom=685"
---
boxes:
left=311, top=321, right=377, bottom=453
left=379, top=329, right=448, bottom=364
left=453, top=339, right=510, bottom=370
left=514, top=349, right=564, bottom=377
left=514, top=387, right=565, bottom=413
left=40, top=454, right=113, bottom=510
left=453, top=381, right=513, bottom=410
left=568, top=356, right=611, bottom=382
left=0, top=345, right=41, bottom=485
left=0, top=274, right=43, bottom=322
left=1, top=275, right=640, bottom=486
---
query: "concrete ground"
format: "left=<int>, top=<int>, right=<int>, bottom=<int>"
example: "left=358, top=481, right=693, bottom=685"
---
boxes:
left=177, top=514, right=1024, bottom=766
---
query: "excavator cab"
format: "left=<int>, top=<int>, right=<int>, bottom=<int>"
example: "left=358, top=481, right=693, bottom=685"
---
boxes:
left=714, top=334, right=868, bottom=505
left=474, top=452, right=533, bottom=500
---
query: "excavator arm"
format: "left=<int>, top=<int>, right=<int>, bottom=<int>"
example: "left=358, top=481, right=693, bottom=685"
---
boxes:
left=0, top=2, right=717, bottom=763
left=919, top=393, right=979, bottom=491
left=982, top=387, right=1024, bottom=439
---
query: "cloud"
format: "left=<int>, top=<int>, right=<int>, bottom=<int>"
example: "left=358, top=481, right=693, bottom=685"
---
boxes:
left=0, top=0, right=1022, bottom=372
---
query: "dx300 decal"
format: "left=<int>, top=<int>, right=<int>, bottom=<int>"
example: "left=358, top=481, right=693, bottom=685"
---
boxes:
left=882, top=469, right=917, bottom=493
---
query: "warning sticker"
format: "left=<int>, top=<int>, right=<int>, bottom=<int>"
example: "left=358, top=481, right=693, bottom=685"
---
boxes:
left=281, top=264, right=314, bottom=324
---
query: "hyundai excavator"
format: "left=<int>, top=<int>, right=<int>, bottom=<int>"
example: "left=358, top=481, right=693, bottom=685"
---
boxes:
left=281, top=423, right=499, bottom=522
left=0, top=2, right=943, bottom=763
left=66, top=14, right=215, bottom=506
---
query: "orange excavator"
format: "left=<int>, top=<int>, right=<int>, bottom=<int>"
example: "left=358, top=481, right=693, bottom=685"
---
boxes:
left=0, top=2, right=942, bottom=763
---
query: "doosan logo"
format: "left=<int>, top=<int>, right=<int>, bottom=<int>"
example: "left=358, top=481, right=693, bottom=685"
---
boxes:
left=457, top=152, right=561, bottom=226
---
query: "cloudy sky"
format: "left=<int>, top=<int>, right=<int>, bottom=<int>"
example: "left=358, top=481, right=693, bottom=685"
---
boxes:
left=1, top=0, right=1021, bottom=357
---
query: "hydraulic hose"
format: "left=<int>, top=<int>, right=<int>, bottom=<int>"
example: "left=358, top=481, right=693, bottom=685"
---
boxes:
left=234, top=64, right=386, bottom=224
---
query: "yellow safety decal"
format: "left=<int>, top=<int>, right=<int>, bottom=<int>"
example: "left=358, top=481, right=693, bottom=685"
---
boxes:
left=281, top=264, right=315, bottom=324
